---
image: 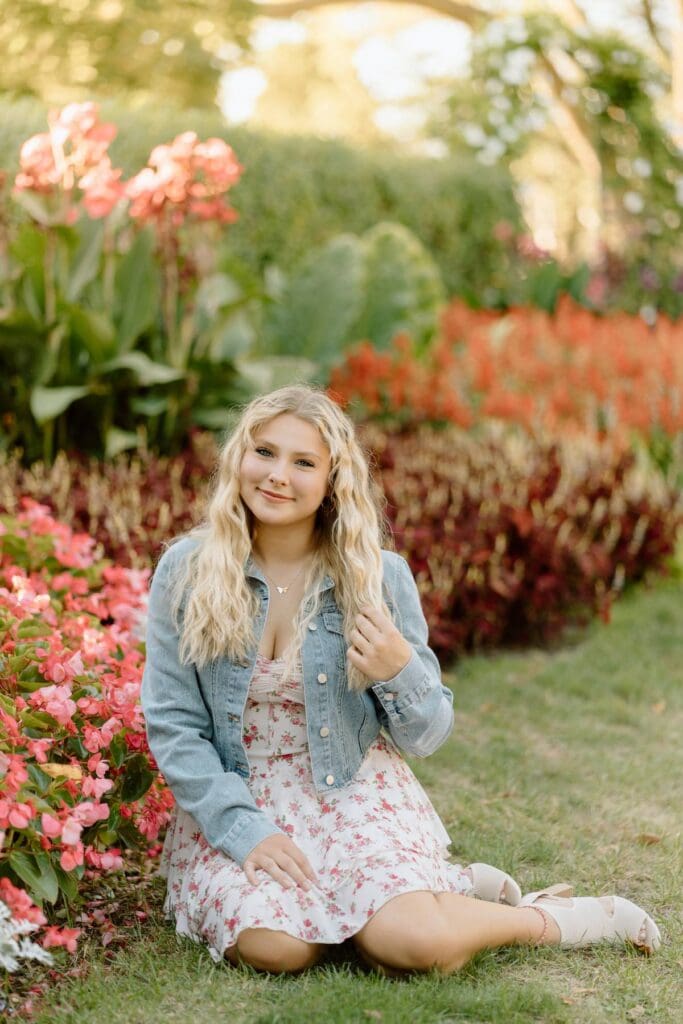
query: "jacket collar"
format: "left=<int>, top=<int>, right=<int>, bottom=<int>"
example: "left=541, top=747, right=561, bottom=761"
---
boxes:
left=245, top=557, right=335, bottom=592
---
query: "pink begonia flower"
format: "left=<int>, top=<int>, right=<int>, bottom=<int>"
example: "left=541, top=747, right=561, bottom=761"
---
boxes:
left=42, top=925, right=81, bottom=953
left=7, top=575, right=51, bottom=615
left=29, top=683, right=78, bottom=726
left=81, top=775, right=114, bottom=799
left=60, top=817, right=83, bottom=846
left=26, top=738, right=53, bottom=763
left=85, top=847, right=123, bottom=871
left=0, top=878, right=47, bottom=927
left=39, top=648, right=85, bottom=685
left=41, top=813, right=62, bottom=838
left=7, top=801, right=35, bottom=829
left=59, top=845, right=84, bottom=872
left=74, top=801, right=110, bottom=827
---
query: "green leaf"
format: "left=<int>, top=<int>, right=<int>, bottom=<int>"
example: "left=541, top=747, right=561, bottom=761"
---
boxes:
left=115, top=229, right=160, bottom=351
left=263, top=235, right=365, bottom=370
left=105, top=427, right=140, bottom=459
left=30, top=385, right=90, bottom=424
left=27, top=763, right=52, bottom=795
left=54, top=863, right=79, bottom=903
left=235, top=355, right=318, bottom=393
left=108, top=735, right=127, bottom=768
left=16, top=620, right=53, bottom=639
left=67, top=219, right=105, bottom=302
left=120, top=754, right=155, bottom=803
left=190, top=407, right=240, bottom=430
left=9, top=850, right=59, bottom=904
left=130, top=395, right=168, bottom=416
left=101, top=352, right=185, bottom=386
left=68, top=305, right=116, bottom=362
left=352, top=222, right=445, bottom=352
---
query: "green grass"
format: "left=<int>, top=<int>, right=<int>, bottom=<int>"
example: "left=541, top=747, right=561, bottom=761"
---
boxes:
left=31, top=578, right=683, bottom=1024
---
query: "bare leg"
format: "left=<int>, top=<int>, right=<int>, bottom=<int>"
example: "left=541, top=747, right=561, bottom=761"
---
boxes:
left=225, top=927, right=326, bottom=973
left=353, top=891, right=560, bottom=974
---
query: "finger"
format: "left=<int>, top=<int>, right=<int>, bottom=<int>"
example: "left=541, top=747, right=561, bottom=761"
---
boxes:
left=355, top=613, right=382, bottom=642
left=288, top=848, right=320, bottom=885
left=243, top=861, right=259, bottom=887
left=358, top=606, right=387, bottom=628
left=350, top=628, right=371, bottom=653
left=278, top=854, right=313, bottom=890
left=263, top=860, right=295, bottom=890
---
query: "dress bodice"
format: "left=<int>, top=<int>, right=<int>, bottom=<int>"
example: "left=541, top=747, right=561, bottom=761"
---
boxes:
left=242, top=653, right=308, bottom=759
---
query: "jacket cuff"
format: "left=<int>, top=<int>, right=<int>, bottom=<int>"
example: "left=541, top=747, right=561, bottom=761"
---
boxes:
left=221, top=813, right=283, bottom=866
left=371, top=649, right=430, bottom=712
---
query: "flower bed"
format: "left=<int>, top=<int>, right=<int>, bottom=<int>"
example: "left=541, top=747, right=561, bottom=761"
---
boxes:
left=368, top=425, right=682, bottom=657
left=330, top=296, right=683, bottom=446
left=0, top=502, right=172, bottom=965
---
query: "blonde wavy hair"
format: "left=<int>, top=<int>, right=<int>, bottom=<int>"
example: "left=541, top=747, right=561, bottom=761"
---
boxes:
left=168, top=384, right=390, bottom=690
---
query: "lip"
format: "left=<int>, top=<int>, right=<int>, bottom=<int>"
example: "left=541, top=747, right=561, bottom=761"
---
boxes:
left=258, top=489, right=294, bottom=502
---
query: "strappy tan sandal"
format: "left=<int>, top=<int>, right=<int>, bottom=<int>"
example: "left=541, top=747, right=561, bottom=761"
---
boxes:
left=468, top=864, right=573, bottom=907
left=519, top=888, right=662, bottom=954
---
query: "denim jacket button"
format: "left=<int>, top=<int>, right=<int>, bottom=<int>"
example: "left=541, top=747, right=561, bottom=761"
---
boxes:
left=319, top=726, right=330, bottom=737
left=325, top=774, right=335, bottom=785
left=308, top=623, right=318, bottom=631
left=317, top=673, right=328, bottom=684
left=385, top=693, right=396, bottom=701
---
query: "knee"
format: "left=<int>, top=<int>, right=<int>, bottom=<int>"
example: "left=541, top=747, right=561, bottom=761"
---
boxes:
left=233, top=928, right=321, bottom=974
left=359, top=921, right=470, bottom=974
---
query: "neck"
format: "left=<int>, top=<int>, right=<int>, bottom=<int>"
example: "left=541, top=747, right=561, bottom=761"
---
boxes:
left=251, top=522, right=319, bottom=569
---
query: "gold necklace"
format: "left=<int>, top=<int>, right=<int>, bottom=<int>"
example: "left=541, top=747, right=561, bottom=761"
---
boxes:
left=256, top=560, right=309, bottom=596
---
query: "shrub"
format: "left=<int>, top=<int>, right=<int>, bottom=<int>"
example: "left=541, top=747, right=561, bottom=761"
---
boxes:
left=0, top=502, right=173, bottom=947
left=3, top=428, right=680, bottom=661
left=366, top=424, right=682, bottom=658
left=330, top=296, right=683, bottom=447
left=0, top=432, right=215, bottom=568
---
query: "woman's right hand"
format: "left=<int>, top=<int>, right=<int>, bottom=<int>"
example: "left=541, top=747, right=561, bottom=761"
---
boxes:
left=243, top=833, right=319, bottom=891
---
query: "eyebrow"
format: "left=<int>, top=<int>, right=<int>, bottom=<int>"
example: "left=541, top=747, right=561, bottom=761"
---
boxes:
left=254, top=438, right=323, bottom=459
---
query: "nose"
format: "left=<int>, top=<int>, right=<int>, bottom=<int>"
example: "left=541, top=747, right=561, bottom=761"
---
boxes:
left=268, top=460, right=289, bottom=485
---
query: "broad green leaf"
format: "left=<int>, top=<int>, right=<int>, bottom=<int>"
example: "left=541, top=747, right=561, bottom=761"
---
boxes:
left=68, top=306, right=116, bottom=362
left=101, top=352, right=185, bottom=386
left=30, top=385, right=90, bottom=423
left=351, top=222, right=444, bottom=352
left=16, top=621, right=52, bottom=638
left=191, top=406, right=240, bottom=430
left=130, top=395, right=168, bottom=416
left=105, top=427, right=140, bottom=459
left=67, top=218, right=105, bottom=301
left=54, top=863, right=79, bottom=903
left=235, top=355, right=318, bottom=393
left=115, top=229, right=160, bottom=351
left=9, top=850, right=59, bottom=904
left=263, top=235, right=364, bottom=370
left=121, top=754, right=155, bottom=803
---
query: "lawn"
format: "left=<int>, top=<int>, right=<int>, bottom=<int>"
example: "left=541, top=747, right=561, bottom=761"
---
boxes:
left=32, top=576, right=682, bottom=1024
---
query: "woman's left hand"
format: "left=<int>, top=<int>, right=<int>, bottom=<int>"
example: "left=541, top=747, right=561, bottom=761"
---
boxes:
left=347, top=606, right=412, bottom=682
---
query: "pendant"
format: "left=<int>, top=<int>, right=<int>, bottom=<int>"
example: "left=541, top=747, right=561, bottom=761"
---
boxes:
left=276, top=585, right=288, bottom=595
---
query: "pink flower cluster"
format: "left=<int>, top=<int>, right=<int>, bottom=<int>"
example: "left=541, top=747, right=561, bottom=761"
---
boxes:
left=13, top=105, right=243, bottom=227
left=14, top=102, right=124, bottom=220
left=0, top=501, right=174, bottom=957
left=126, top=130, right=243, bottom=226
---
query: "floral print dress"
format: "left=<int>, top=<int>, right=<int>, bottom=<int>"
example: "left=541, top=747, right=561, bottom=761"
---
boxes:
left=159, top=654, right=472, bottom=962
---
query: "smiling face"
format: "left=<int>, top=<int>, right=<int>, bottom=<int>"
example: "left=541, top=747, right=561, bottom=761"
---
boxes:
left=238, top=413, right=332, bottom=531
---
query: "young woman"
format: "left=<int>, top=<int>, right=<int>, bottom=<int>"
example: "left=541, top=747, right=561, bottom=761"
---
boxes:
left=141, top=385, right=661, bottom=974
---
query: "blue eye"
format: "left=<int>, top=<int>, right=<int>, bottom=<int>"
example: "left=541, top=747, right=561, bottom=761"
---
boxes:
left=297, top=459, right=315, bottom=468
left=255, top=447, right=273, bottom=457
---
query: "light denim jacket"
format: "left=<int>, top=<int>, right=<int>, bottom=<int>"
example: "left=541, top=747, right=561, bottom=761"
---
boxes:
left=140, top=536, right=454, bottom=865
